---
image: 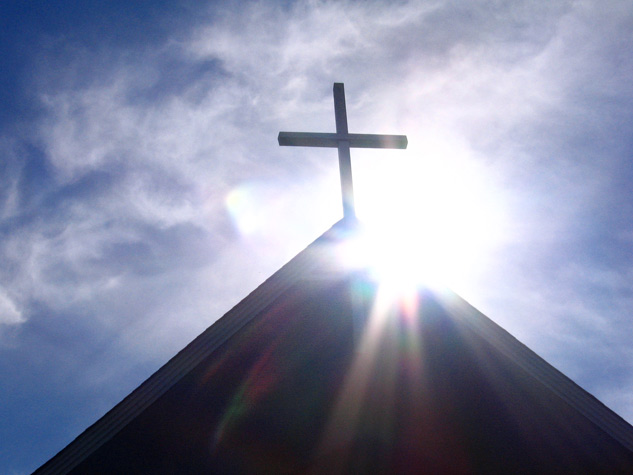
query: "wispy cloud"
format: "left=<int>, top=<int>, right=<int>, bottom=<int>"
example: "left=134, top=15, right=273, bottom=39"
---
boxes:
left=3, top=0, right=631, bottom=365
left=0, top=287, right=22, bottom=326
left=2, top=1, right=633, bottom=472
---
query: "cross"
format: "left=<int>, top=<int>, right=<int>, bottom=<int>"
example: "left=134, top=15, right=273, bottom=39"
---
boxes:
left=278, top=83, right=408, bottom=221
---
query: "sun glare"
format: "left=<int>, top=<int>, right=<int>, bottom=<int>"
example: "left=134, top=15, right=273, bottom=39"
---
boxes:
left=340, top=140, right=505, bottom=295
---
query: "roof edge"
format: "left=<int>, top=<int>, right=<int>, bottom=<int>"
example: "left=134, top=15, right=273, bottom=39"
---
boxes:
left=440, top=290, right=633, bottom=452
left=35, top=219, right=353, bottom=475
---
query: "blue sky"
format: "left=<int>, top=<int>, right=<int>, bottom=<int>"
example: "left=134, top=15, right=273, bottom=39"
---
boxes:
left=2, top=1, right=633, bottom=473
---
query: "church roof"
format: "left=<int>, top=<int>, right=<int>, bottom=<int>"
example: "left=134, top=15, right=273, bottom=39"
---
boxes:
left=35, top=220, right=633, bottom=474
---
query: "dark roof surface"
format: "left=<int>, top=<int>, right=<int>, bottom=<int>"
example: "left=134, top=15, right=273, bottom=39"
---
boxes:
left=36, top=220, right=633, bottom=474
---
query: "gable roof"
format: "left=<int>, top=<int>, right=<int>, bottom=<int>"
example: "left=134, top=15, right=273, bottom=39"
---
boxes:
left=35, top=219, right=633, bottom=473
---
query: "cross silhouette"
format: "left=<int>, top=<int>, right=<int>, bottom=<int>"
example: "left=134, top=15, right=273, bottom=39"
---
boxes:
left=278, top=83, right=407, bottom=221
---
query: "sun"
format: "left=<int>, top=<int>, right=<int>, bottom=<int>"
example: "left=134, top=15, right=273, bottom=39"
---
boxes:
left=338, top=141, right=506, bottom=295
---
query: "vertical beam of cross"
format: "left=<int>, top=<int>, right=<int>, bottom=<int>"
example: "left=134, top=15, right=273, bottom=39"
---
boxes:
left=333, top=83, right=355, bottom=220
left=278, top=83, right=407, bottom=221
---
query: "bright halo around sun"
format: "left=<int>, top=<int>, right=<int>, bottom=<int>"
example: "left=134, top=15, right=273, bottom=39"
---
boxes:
left=339, top=138, right=506, bottom=295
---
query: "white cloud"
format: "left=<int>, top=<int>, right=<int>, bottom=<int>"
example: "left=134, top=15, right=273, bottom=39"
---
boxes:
left=0, top=288, right=22, bottom=325
left=3, top=2, right=633, bottom=419
left=3, top=5, right=633, bottom=475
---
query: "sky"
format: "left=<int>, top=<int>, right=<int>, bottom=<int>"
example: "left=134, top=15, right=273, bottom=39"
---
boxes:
left=1, top=0, right=633, bottom=472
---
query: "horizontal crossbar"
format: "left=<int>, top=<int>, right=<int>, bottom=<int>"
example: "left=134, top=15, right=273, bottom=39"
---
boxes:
left=278, top=132, right=408, bottom=149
